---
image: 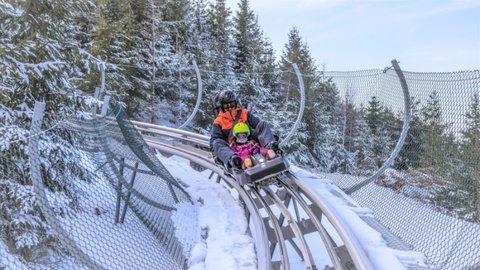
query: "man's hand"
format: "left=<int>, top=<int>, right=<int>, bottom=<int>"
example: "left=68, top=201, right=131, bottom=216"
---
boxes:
left=229, top=155, right=242, bottom=169
left=266, top=141, right=279, bottom=151
left=266, top=141, right=283, bottom=155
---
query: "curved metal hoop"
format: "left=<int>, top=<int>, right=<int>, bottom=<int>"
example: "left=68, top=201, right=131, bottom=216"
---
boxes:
left=178, top=59, right=203, bottom=129
left=344, top=59, right=412, bottom=194
left=29, top=102, right=106, bottom=270
left=279, top=63, right=306, bottom=147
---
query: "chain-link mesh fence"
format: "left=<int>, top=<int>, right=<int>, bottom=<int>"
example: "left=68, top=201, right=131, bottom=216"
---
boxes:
left=0, top=101, right=199, bottom=269
left=321, top=68, right=480, bottom=270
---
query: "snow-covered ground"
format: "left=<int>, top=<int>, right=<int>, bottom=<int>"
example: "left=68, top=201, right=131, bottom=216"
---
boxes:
left=0, top=151, right=444, bottom=270
left=313, top=172, right=480, bottom=270
left=158, top=154, right=428, bottom=270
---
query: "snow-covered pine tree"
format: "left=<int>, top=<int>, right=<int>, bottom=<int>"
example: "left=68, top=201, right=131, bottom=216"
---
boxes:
left=232, top=0, right=276, bottom=111
left=419, top=91, right=450, bottom=174
left=151, top=0, right=197, bottom=126
left=206, top=0, right=236, bottom=93
left=91, top=0, right=137, bottom=102
left=351, top=106, right=377, bottom=175
left=122, top=0, right=154, bottom=117
left=416, top=91, right=465, bottom=218
left=273, top=27, right=353, bottom=170
left=395, top=97, right=424, bottom=170
left=335, top=88, right=358, bottom=174
left=460, top=93, right=480, bottom=222
left=207, top=0, right=233, bottom=69
left=274, top=27, right=311, bottom=164
left=366, top=96, right=393, bottom=167
left=312, top=79, right=354, bottom=173
left=278, top=27, right=303, bottom=105
left=256, top=39, right=278, bottom=111
left=366, top=96, right=382, bottom=133
left=0, top=0, right=94, bottom=261
left=190, top=0, right=218, bottom=130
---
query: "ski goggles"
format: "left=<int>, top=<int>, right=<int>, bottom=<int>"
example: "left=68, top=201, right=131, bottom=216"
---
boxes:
left=222, top=101, right=237, bottom=111
left=235, top=132, right=249, bottom=139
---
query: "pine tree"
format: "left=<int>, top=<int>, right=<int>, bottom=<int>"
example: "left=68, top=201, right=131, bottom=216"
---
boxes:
left=420, top=91, right=446, bottom=171
left=202, top=0, right=236, bottom=123
left=352, top=106, right=377, bottom=175
left=153, top=1, right=197, bottom=125
left=0, top=0, right=94, bottom=259
left=232, top=0, right=276, bottom=107
left=190, top=0, right=217, bottom=130
left=366, top=96, right=382, bottom=134
left=275, top=27, right=350, bottom=170
left=91, top=0, right=136, bottom=100
left=276, top=27, right=318, bottom=165
left=460, top=93, right=480, bottom=222
left=207, top=0, right=235, bottom=74
left=278, top=27, right=306, bottom=105
left=338, top=90, right=361, bottom=174
left=366, top=96, right=387, bottom=166
left=312, top=79, right=354, bottom=173
left=395, top=97, right=424, bottom=170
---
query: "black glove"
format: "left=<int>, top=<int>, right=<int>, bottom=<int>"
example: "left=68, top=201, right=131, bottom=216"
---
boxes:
left=266, top=141, right=279, bottom=151
left=266, top=141, right=283, bottom=155
left=229, top=155, right=242, bottom=169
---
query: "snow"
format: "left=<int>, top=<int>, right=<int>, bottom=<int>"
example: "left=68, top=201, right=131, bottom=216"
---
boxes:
left=154, top=154, right=427, bottom=269
left=161, top=155, right=257, bottom=270
left=0, top=240, right=28, bottom=270
left=290, top=167, right=428, bottom=269
left=2, top=142, right=433, bottom=269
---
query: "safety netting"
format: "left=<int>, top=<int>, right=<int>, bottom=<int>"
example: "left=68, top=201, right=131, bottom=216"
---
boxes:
left=323, top=68, right=480, bottom=270
left=1, top=102, right=199, bottom=269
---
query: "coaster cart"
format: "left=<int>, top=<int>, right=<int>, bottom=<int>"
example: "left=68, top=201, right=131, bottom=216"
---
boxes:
left=217, top=153, right=290, bottom=186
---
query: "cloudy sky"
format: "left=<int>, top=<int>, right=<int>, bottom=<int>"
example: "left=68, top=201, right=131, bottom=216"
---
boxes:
left=225, top=0, right=480, bottom=72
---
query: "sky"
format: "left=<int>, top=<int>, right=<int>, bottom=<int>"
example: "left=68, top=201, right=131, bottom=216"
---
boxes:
left=225, top=0, right=480, bottom=72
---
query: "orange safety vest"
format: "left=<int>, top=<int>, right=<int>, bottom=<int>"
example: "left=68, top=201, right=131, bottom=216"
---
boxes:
left=213, top=109, right=249, bottom=131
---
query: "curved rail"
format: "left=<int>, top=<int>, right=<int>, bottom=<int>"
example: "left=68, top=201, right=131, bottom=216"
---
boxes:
left=134, top=121, right=377, bottom=269
left=178, top=59, right=203, bottom=129
left=285, top=171, right=374, bottom=269
left=249, top=187, right=290, bottom=269
left=279, top=63, right=306, bottom=148
left=263, top=185, right=315, bottom=269
left=344, top=59, right=411, bottom=194
left=277, top=176, right=343, bottom=268
left=143, top=139, right=272, bottom=270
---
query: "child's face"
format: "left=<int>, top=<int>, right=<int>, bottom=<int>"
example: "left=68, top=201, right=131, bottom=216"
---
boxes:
left=236, top=133, right=248, bottom=144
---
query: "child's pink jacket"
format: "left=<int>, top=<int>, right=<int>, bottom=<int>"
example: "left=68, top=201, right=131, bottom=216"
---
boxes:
left=230, top=140, right=269, bottom=161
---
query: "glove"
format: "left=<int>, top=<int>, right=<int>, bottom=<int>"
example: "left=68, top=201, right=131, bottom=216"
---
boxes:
left=266, top=141, right=283, bottom=155
left=265, top=141, right=279, bottom=151
left=229, top=155, right=242, bottom=169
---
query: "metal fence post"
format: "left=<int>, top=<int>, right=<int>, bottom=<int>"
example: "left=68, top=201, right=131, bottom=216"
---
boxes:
left=120, top=161, right=139, bottom=223
left=114, top=157, right=125, bottom=224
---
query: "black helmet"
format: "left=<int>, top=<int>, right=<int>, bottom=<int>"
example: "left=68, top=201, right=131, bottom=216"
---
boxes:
left=214, top=90, right=237, bottom=109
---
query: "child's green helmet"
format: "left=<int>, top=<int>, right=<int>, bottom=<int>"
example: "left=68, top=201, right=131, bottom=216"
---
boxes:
left=233, top=122, right=250, bottom=137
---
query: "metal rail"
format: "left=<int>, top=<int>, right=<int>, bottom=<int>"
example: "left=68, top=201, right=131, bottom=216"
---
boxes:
left=143, top=139, right=272, bottom=270
left=134, top=121, right=376, bottom=270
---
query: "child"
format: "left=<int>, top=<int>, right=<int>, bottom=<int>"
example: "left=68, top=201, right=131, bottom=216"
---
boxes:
left=230, top=123, right=276, bottom=169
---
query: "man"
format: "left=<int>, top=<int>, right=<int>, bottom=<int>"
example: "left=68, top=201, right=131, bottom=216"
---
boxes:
left=209, top=90, right=279, bottom=170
